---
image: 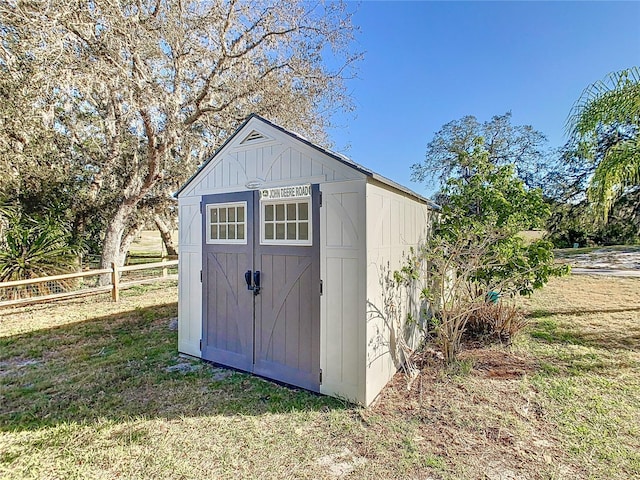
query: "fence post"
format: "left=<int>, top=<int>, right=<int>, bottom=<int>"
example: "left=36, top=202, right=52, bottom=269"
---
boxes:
left=162, top=256, right=168, bottom=278
left=111, top=262, right=120, bottom=302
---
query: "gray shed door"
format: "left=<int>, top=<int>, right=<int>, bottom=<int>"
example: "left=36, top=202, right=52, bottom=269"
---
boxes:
left=202, top=187, right=320, bottom=392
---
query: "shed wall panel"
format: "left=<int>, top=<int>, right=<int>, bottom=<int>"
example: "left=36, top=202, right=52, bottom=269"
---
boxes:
left=319, top=180, right=367, bottom=404
left=178, top=197, right=202, bottom=356
left=365, top=181, right=432, bottom=405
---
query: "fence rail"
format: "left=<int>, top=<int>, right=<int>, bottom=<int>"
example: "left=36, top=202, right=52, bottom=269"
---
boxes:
left=0, top=259, right=178, bottom=309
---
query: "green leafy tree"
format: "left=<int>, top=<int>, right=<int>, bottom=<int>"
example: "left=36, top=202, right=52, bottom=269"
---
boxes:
left=568, top=67, right=640, bottom=220
left=412, top=122, right=568, bottom=362
left=411, top=112, right=552, bottom=190
left=433, top=138, right=565, bottom=298
left=546, top=190, right=640, bottom=248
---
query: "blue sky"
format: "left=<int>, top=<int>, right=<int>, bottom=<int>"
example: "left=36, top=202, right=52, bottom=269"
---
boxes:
left=327, top=1, right=640, bottom=197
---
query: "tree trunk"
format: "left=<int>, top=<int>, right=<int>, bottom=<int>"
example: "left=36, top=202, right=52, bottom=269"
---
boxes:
left=121, top=222, right=144, bottom=262
left=99, top=204, right=135, bottom=285
left=154, top=214, right=178, bottom=256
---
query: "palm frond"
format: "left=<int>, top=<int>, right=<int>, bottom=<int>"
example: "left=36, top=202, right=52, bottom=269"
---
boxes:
left=0, top=210, right=78, bottom=283
left=567, top=67, right=640, bottom=138
left=567, top=67, right=640, bottom=220
left=588, top=138, right=640, bottom=221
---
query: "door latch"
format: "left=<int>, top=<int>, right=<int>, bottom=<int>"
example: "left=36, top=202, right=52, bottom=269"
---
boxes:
left=245, top=270, right=261, bottom=295
left=253, top=270, right=261, bottom=295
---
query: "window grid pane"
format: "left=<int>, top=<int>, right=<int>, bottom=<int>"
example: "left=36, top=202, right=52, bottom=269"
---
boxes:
left=208, top=203, right=246, bottom=243
left=287, top=203, right=297, bottom=220
left=298, top=203, right=308, bottom=220
left=286, top=222, right=296, bottom=240
left=298, top=222, right=308, bottom=240
left=262, top=200, right=310, bottom=244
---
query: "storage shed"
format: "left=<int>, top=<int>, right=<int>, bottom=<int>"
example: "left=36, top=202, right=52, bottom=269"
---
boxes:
left=176, top=114, right=436, bottom=406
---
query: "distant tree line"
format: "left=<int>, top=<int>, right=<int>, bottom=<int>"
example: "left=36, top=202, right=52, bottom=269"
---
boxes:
left=413, top=67, right=640, bottom=250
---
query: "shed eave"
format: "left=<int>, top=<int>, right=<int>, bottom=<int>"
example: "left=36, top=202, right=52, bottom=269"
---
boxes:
left=368, top=173, right=439, bottom=210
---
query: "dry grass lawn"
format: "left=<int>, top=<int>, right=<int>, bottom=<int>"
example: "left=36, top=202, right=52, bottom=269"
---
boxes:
left=129, top=230, right=178, bottom=255
left=1, top=276, right=638, bottom=479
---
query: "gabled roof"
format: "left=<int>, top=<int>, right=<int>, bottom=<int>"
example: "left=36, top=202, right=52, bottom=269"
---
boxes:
left=175, top=114, right=438, bottom=209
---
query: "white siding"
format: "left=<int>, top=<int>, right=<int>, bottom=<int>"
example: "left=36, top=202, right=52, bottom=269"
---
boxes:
left=319, top=180, right=367, bottom=404
left=178, top=197, right=202, bottom=356
left=179, top=117, right=362, bottom=200
left=365, top=180, right=431, bottom=405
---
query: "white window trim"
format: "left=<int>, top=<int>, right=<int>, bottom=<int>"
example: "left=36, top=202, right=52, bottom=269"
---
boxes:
left=205, top=201, right=248, bottom=245
left=260, top=198, right=312, bottom=246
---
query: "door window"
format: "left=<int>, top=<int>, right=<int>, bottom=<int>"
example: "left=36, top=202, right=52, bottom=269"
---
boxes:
left=206, top=202, right=247, bottom=244
left=261, top=199, right=311, bottom=245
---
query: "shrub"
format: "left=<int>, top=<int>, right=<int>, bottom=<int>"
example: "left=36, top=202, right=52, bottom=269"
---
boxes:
left=465, top=302, right=528, bottom=345
left=0, top=208, right=80, bottom=297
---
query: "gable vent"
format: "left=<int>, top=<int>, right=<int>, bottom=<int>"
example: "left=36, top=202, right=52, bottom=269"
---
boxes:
left=241, top=130, right=267, bottom=144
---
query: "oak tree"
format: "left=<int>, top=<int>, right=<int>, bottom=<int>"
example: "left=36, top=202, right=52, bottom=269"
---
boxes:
left=411, top=112, right=551, bottom=191
left=1, top=0, right=359, bottom=269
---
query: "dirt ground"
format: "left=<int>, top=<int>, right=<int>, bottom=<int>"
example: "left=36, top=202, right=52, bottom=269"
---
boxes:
left=363, top=274, right=640, bottom=479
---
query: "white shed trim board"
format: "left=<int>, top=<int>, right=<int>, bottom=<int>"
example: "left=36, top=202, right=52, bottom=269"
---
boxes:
left=177, top=114, right=434, bottom=405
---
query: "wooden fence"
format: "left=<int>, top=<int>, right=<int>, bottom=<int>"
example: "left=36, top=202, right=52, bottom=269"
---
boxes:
left=0, top=259, right=178, bottom=309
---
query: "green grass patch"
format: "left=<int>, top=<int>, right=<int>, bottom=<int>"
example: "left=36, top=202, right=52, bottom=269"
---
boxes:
left=529, top=318, right=587, bottom=345
left=0, top=303, right=343, bottom=432
left=522, top=277, right=640, bottom=479
left=1, top=276, right=639, bottom=479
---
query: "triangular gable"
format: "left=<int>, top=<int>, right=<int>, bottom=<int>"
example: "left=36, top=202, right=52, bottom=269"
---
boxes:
left=175, top=114, right=436, bottom=208
left=175, top=114, right=368, bottom=198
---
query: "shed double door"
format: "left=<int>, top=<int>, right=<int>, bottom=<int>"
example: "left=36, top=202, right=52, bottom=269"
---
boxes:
left=201, top=187, right=320, bottom=391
